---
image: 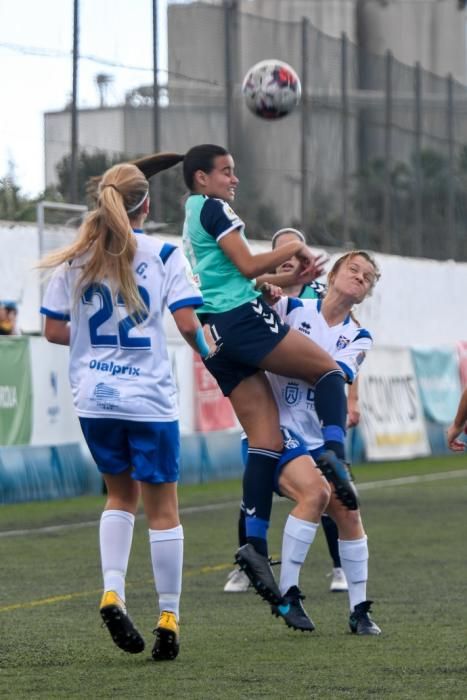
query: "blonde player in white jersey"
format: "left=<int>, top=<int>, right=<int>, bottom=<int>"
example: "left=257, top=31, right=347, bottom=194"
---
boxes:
left=39, top=157, right=215, bottom=662
left=266, top=250, right=382, bottom=635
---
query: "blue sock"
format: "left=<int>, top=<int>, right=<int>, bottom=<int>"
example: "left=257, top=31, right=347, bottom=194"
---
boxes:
left=314, top=370, right=347, bottom=460
left=243, top=448, right=281, bottom=557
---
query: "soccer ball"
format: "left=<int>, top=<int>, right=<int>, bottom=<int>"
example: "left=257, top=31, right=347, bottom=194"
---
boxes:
left=241, top=59, right=302, bottom=120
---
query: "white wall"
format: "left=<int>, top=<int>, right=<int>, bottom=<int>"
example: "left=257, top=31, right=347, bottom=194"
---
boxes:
left=2, top=220, right=467, bottom=347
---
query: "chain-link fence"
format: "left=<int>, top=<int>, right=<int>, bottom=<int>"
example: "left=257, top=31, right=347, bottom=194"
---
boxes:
left=156, top=1, right=467, bottom=260
left=53, top=2, right=467, bottom=261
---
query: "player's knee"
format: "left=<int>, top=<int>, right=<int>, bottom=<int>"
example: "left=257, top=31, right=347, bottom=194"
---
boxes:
left=311, top=477, right=331, bottom=513
left=333, top=506, right=363, bottom=538
left=291, top=475, right=330, bottom=513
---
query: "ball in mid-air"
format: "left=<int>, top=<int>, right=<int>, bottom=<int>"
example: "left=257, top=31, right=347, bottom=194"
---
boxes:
left=242, top=59, right=302, bottom=120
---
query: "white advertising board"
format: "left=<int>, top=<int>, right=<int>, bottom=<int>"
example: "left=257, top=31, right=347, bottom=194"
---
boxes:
left=359, top=346, right=430, bottom=461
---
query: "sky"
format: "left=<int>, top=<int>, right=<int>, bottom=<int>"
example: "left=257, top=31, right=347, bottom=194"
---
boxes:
left=0, top=0, right=192, bottom=196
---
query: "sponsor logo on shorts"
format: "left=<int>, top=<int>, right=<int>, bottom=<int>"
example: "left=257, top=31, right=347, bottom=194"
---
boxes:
left=281, top=427, right=301, bottom=450
left=89, top=359, right=140, bottom=376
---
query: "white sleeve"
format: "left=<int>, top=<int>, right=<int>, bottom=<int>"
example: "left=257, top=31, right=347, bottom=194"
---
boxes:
left=164, top=247, right=204, bottom=313
left=335, top=333, right=372, bottom=383
left=272, top=295, right=289, bottom=323
left=40, top=264, right=71, bottom=320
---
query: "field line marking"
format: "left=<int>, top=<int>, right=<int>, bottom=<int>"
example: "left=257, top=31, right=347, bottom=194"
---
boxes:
left=1, top=468, right=465, bottom=615
left=0, top=564, right=233, bottom=614
left=1, top=468, right=466, bottom=540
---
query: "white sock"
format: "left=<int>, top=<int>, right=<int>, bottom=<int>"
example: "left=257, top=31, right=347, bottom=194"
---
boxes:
left=99, top=509, right=135, bottom=601
left=338, top=536, right=369, bottom=611
left=279, top=515, right=319, bottom=595
left=149, top=525, right=184, bottom=620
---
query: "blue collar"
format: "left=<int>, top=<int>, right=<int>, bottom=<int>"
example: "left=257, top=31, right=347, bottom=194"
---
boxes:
left=317, top=298, right=350, bottom=324
left=132, top=228, right=144, bottom=234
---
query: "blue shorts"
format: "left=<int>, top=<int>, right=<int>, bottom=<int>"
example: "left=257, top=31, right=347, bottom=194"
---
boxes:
left=79, top=417, right=180, bottom=484
left=241, top=427, right=311, bottom=496
left=200, top=298, right=289, bottom=396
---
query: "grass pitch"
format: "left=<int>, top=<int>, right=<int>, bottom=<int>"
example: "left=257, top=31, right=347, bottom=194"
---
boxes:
left=1, top=456, right=466, bottom=699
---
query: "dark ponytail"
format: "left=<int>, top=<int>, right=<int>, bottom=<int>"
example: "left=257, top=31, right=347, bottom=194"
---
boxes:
left=86, top=151, right=184, bottom=205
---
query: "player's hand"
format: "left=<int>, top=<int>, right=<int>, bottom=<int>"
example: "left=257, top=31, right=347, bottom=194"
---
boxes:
left=295, top=247, right=329, bottom=283
left=259, top=282, right=283, bottom=306
left=446, top=423, right=466, bottom=452
left=347, top=403, right=361, bottom=428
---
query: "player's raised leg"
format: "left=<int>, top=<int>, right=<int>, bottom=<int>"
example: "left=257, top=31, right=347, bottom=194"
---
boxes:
left=231, top=372, right=283, bottom=605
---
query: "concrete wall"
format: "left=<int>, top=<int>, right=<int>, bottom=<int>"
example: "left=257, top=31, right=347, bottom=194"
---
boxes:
left=44, top=105, right=227, bottom=189
left=4, top=219, right=467, bottom=348
left=241, top=0, right=357, bottom=41
left=44, top=108, right=125, bottom=187
left=357, top=0, right=466, bottom=84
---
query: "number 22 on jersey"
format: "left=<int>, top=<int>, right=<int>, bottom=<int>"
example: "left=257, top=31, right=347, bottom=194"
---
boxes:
left=82, top=283, right=151, bottom=349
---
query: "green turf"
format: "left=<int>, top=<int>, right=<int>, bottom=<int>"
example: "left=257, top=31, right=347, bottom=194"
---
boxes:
left=1, top=456, right=466, bottom=698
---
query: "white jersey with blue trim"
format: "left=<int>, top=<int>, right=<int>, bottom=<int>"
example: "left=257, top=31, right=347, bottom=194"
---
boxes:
left=40, top=232, right=203, bottom=421
left=267, top=296, right=373, bottom=451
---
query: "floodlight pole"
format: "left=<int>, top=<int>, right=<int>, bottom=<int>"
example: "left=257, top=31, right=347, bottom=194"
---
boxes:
left=300, top=17, right=310, bottom=236
left=70, top=0, right=79, bottom=204
left=151, top=0, right=163, bottom=222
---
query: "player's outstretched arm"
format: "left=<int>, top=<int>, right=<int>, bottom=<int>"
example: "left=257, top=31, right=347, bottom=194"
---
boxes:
left=172, top=307, right=217, bottom=358
left=219, top=232, right=317, bottom=280
left=44, top=317, right=70, bottom=346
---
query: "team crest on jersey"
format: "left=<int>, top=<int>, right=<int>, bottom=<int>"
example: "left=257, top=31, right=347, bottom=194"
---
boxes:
left=336, top=335, right=350, bottom=350
left=283, top=382, right=301, bottom=406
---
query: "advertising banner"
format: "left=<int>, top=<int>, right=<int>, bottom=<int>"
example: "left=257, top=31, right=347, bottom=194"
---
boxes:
left=411, top=347, right=461, bottom=424
left=193, top=354, right=237, bottom=432
left=29, top=337, right=82, bottom=446
left=0, top=337, right=32, bottom=445
left=359, top=347, right=430, bottom=461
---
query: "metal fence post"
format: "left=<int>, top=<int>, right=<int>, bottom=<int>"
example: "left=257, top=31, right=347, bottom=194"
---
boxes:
left=341, top=33, right=350, bottom=248
left=414, top=61, right=422, bottom=257
left=70, top=0, right=79, bottom=204
left=151, top=0, right=163, bottom=222
left=301, top=17, right=310, bottom=236
left=224, top=0, right=238, bottom=153
left=446, top=73, right=456, bottom=260
left=382, top=50, right=393, bottom=254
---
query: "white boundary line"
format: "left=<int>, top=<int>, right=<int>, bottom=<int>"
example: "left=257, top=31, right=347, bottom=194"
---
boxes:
left=1, top=468, right=466, bottom=539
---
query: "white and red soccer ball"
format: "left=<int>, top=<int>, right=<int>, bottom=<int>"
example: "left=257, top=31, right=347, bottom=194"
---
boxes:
left=242, top=59, right=302, bottom=120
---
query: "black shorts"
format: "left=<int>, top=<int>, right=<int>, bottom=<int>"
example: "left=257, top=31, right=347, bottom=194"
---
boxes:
left=201, top=298, right=289, bottom=396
